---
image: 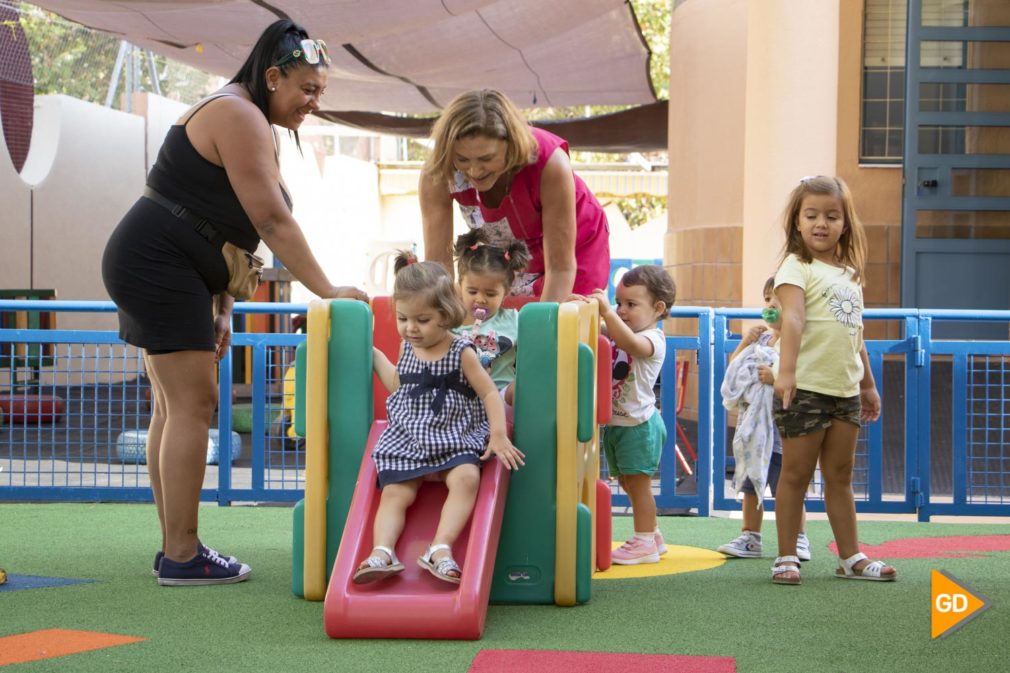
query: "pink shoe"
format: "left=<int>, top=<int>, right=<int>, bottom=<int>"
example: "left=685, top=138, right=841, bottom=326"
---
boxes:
left=612, top=537, right=660, bottom=565
left=655, top=529, right=668, bottom=556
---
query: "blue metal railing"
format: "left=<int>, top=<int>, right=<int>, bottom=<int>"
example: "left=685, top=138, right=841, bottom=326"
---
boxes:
left=2, top=301, right=1008, bottom=520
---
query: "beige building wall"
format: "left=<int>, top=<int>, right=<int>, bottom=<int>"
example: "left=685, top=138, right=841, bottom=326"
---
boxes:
left=669, top=0, right=842, bottom=416
left=742, top=0, right=839, bottom=309
left=0, top=111, right=31, bottom=289
left=837, top=0, right=903, bottom=341
left=4, top=96, right=145, bottom=333
left=667, top=0, right=748, bottom=330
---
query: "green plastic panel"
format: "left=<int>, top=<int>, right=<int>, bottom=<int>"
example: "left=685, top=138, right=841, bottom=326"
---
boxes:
left=576, top=342, right=594, bottom=443
left=491, top=303, right=559, bottom=604
left=324, top=300, right=374, bottom=578
left=291, top=499, right=305, bottom=597
left=293, top=342, right=306, bottom=438
left=575, top=502, right=592, bottom=604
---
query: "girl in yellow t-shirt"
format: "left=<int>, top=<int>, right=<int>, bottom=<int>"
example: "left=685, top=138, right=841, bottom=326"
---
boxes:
left=770, top=176, right=897, bottom=586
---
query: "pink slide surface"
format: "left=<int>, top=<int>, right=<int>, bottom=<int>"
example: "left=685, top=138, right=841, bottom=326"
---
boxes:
left=324, top=421, right=511, bottom=640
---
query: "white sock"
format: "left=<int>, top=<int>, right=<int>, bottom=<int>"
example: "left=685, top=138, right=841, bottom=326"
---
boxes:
left=634, top=531, right=654, bottom=543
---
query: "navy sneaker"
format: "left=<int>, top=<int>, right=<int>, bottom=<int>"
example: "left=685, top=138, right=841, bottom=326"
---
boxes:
left=153, top=543, right=242, bottom=577
left=157, top=549, right=251, bottom=586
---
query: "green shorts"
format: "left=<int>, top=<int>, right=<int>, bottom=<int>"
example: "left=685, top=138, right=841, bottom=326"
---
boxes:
left=773, top=389, right=861, bottom=438
left=603, top=411, right=666, bottom=477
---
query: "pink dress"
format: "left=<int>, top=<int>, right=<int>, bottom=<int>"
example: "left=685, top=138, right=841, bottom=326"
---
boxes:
left=449, top=127, right=610, bottom=296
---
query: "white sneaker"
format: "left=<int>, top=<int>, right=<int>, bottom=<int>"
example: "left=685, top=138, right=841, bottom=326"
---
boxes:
left=796, top=533, right=812, bottom=562
left=655, top=529, right=668, bottom=556
left=718, top=531, right=763, bottom=558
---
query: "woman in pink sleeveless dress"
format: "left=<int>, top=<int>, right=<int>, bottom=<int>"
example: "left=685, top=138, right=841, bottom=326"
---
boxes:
left=419, top=89, right=610, bottom=302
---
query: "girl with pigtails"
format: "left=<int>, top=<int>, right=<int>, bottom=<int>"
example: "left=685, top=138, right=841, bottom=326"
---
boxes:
left=356, top=253, right=524, bottom=586
left=450, top=229, right=530, bottom=409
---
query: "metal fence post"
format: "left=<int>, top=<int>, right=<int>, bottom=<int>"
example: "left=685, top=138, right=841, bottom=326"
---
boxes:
left=916, top=314, right=933, bottom=522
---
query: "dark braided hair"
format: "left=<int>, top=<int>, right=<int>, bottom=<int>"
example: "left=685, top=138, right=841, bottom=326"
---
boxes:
left=453, top=229, right=530, bottom=290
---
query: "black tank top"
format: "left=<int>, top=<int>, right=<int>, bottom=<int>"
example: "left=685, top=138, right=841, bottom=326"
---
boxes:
left=146, top=94, right=291, bottom=252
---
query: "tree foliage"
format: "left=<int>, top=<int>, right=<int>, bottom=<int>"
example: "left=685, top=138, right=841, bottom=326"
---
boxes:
left=18, top=3, right=218, bottom=106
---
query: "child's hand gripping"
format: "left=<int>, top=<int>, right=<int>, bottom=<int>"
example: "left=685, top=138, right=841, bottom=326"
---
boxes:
left=587, top=288, right=612, bottom=315
left=482, top=434, right=525, bottom=470
left=741, top=324, right=767, bottom=347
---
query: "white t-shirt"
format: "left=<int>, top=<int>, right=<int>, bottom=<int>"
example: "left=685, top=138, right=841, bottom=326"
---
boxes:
left=609, top=328, right=666, bottom=426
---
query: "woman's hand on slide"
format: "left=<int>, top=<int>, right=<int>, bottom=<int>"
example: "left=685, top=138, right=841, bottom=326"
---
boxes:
left=482, top=436, right=525, bottom=470
left=329, top=285, right=369, bottom=302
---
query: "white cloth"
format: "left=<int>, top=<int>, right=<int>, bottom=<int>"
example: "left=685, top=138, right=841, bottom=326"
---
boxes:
left=609, top=328, right=666, bottom=426
left=721, top=342, right=778, bottom=508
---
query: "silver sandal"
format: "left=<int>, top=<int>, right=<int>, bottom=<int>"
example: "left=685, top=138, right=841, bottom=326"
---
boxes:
left=352, top=545, right=405, bottom=584
left=835, top=552, right=896, bottom=581
left=417, top=543, right=461, bottom=585
left=772, top=555, right=802, bottom=585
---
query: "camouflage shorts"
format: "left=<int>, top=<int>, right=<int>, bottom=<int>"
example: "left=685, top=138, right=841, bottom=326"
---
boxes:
left=773, top=389, right=860, bottom=438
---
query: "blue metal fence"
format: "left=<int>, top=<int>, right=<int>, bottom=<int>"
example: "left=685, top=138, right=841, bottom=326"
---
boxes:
left=2, top=300, right=1008, bottom=520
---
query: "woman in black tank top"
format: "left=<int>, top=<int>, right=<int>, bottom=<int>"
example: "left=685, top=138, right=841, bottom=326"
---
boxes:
left=101, top=19, right=367, bottom=587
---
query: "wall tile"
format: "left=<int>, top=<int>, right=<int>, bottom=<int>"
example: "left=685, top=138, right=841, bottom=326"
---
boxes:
left=865, top=226, right=888, bottom=263
left=863, top=263, right=888, bottom=305
left=887, top=262, right=901, bottom=304
left=887, top=225, right=901, bottom=263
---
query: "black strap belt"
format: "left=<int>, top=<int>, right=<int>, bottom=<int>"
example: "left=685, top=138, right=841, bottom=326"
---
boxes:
left=143, top=186, right=222, bottom=245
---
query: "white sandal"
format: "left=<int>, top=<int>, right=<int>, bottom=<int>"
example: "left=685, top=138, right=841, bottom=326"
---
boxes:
left=835, top=552, right=897, bottom=581
left=771, top=555, right=802, bottom=585
left=352, top=545, right=404, bottom=584
left=417, top=543, right=461, bottom=585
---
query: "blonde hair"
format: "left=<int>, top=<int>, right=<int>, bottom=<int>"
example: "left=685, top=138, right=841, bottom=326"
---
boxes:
left=423, top=89, right=538, bottom=183
left=453, top=229, right=531, bottom=290
left=780, top=175, right=868, bottom=284
left=392, top=252, right=465, bottom=328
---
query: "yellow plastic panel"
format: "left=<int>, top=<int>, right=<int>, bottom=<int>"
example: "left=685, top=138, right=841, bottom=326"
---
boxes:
left=303, top=299, right=331, bottom=601
left=555, top=302, right=578, bottom=606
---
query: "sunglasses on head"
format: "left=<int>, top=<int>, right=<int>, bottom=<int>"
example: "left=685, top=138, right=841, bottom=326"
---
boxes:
left=275, top=38, right=330, bottom=67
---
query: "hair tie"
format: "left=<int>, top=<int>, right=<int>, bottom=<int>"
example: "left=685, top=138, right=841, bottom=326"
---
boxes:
left=469, top=244, right=479, bottom=251
left=406, top=256, right=417, bottom=265
left=503, top=251, right=510, bottom=262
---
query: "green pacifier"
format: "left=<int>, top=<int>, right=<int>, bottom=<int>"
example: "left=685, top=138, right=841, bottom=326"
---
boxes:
left=761, top=307, right=780, bottom=324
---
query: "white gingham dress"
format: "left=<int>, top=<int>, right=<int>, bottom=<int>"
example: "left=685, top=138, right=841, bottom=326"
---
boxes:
left=373, top=338, right=489, bottom=487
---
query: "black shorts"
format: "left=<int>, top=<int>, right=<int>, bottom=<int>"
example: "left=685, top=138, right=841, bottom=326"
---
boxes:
left=773, top=389, right=861, bottom=438
left=101, top=197, right=228, bottom=352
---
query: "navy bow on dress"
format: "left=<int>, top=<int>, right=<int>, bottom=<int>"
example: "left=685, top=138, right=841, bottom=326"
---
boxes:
left=400, top=366, right=475, bottom=415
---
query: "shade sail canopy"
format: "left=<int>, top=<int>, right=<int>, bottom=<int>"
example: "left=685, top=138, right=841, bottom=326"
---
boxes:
left=32, top=0, right=658, bottom=114
left=317, top=100, right=668, bottom=154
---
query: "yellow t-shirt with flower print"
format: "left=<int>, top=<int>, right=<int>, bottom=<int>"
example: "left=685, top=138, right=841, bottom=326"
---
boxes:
left=773, top=253, right=865, bottom=398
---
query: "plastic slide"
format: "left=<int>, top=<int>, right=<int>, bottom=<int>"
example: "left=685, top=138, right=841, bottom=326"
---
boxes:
left=323, top=421, right=511, bottom=640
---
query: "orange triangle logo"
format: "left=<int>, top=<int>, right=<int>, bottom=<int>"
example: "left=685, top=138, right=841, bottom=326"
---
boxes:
left=931, top=569, right=991, bottom=640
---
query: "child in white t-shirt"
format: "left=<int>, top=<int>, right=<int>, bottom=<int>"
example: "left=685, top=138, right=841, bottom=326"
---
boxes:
left=718, top=276, right=810, bottom=561
left=588, top=265, right=676, bottom=565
